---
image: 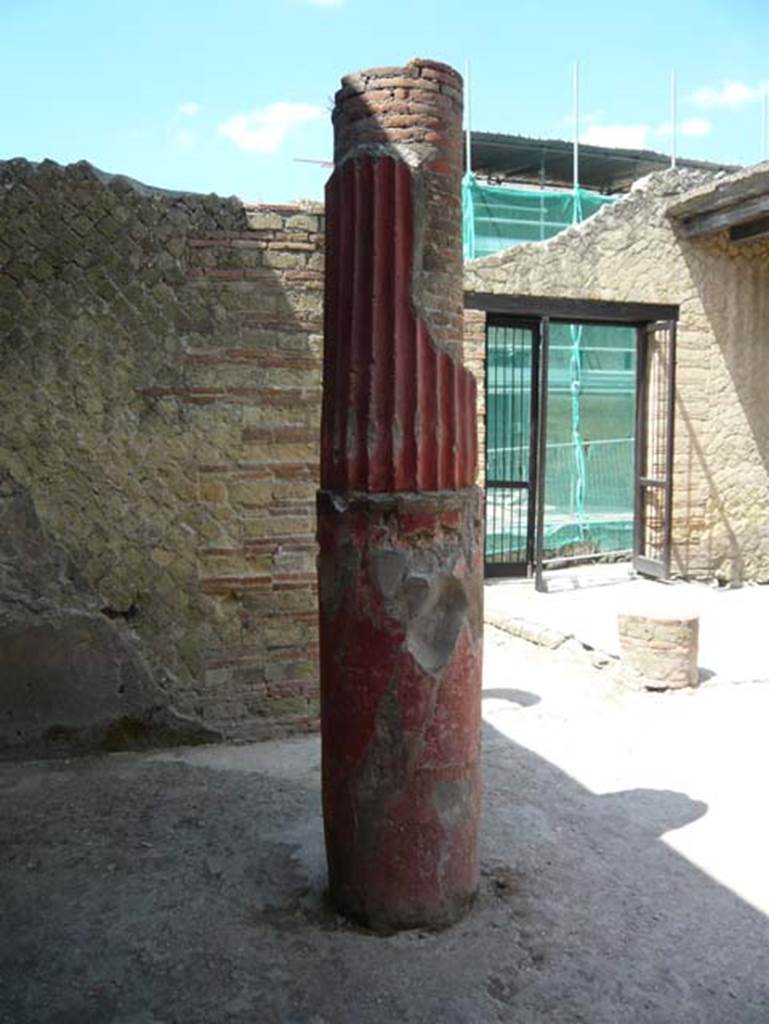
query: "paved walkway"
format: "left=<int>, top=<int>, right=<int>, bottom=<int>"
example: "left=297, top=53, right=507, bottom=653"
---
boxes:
left=484, top=561, right=769, bottom=685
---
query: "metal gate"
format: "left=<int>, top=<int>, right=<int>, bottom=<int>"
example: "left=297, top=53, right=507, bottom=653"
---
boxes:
left=633, top=320, right=677, bottom=579
left=483, top=309, right=676, bottom=583
left=484, top=319, right=539, bottom=576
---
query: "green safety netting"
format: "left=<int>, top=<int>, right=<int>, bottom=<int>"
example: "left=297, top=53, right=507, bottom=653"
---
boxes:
left=462, top=172, right=615, bottom=260
left=484, top=322, right=637, bottom=564
left=465, top=176, right=635, bottom=566
left=543, top=322, right=636, bottom=558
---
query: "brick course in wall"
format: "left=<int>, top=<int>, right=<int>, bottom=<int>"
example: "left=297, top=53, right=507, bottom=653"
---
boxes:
left=176, top=212, right=325, bottom=736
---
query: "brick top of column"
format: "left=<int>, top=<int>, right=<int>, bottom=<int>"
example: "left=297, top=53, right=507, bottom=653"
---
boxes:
left=322, top=58, right=475, bottom=492
left=332, top=58, right=463, bottom=173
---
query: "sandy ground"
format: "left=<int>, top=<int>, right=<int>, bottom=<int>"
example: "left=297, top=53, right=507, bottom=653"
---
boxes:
left=3, top=623, right=769, bottom=1023
left=485, top=563, right=769, bottom=684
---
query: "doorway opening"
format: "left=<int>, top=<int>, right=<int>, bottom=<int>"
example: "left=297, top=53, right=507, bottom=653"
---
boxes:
left=478, top=298, right=677, bottom=590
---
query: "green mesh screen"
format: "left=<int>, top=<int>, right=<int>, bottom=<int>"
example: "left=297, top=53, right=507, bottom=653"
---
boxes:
left=468, top=174, right=634, bottom=568
left=484, top=322, right=636, bottom=566
left=541, top=323, right=635, bottom=559
left=462, top=173, right=615, bottom=259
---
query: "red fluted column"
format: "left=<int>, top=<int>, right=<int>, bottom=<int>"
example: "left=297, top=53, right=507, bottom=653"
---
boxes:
left=317, top=59, right=482, bottom=931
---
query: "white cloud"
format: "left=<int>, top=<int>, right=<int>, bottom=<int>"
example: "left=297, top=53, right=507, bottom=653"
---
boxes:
left=658, top=118, right=712, bottom=138
left=218, top=101, right=324, bottom=154
left=175, top=129, right=196, bottom=150
left=681, top=118, right=712, bottom=137
left=689, top=81, right=761, bottom=110
left=178, top=101, right=200, bottom=116
left=580, top=123, right=650, bottom=149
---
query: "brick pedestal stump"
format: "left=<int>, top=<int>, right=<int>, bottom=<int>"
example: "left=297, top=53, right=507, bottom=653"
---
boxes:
left=617, top=606, right=700, bottom=690
left=317, top=59, right=483, bottom=931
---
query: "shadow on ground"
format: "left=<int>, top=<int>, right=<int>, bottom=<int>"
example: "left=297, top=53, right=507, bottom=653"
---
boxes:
left=2, top=703, right=769, bottom=1024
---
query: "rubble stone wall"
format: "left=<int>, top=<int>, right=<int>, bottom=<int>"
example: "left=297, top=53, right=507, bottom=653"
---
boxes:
left=0, top=158, right=323, bottom=751
left=463, top=170, right=769, bottom=583
left=462, top=308, right=486, bottom=486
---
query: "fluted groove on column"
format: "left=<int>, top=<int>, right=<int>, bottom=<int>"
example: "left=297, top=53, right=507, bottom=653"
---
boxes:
left=321, top=154, right=477, bottom=493
left=392, top=158, right=417, bottom=491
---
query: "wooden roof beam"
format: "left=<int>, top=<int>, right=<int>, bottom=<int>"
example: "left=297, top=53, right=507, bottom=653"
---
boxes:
left=730, top=214, right=769, bottom=244
left=676, top=193, right=769, bottom=239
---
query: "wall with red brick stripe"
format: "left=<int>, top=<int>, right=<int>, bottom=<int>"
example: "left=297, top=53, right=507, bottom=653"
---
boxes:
left=182, top=210, right=324, bottom=737
left=0, top=158, right=324, bottom=747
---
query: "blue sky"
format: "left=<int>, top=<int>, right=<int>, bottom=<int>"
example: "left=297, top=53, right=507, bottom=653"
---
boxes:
left=2, top=0, right=767, bottom=203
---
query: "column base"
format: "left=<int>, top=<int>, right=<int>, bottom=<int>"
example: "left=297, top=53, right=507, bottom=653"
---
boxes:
left=317, top=488, right=483, bottom=932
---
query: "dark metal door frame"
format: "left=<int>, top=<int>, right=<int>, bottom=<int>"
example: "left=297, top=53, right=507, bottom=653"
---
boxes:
left=484, top=317, right=540, bottom=577
left=533, top=317, right=550, bottom=592
left=480, top=302, right=678, bottom=586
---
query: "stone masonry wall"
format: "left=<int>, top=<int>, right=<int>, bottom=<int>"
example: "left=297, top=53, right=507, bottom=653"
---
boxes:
left=463, top=308, right=486, bottom=486
left=464, top=170, right=769, bottom=583
left=0, top=158, right=323, bottom=751
left=6, top=156, right=766, bottom=751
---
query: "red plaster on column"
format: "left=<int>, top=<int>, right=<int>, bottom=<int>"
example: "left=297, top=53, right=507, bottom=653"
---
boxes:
left=318, top=59, right=482, bottom=931
left=322, top=157, right=477, bottom=492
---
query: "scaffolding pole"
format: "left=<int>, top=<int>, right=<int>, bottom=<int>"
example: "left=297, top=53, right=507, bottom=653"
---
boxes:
left=464, top=59, right=472, bottom=175
left=573, top=61, right=580, bottom=195
left=670, top=70, right=677, bottom=170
